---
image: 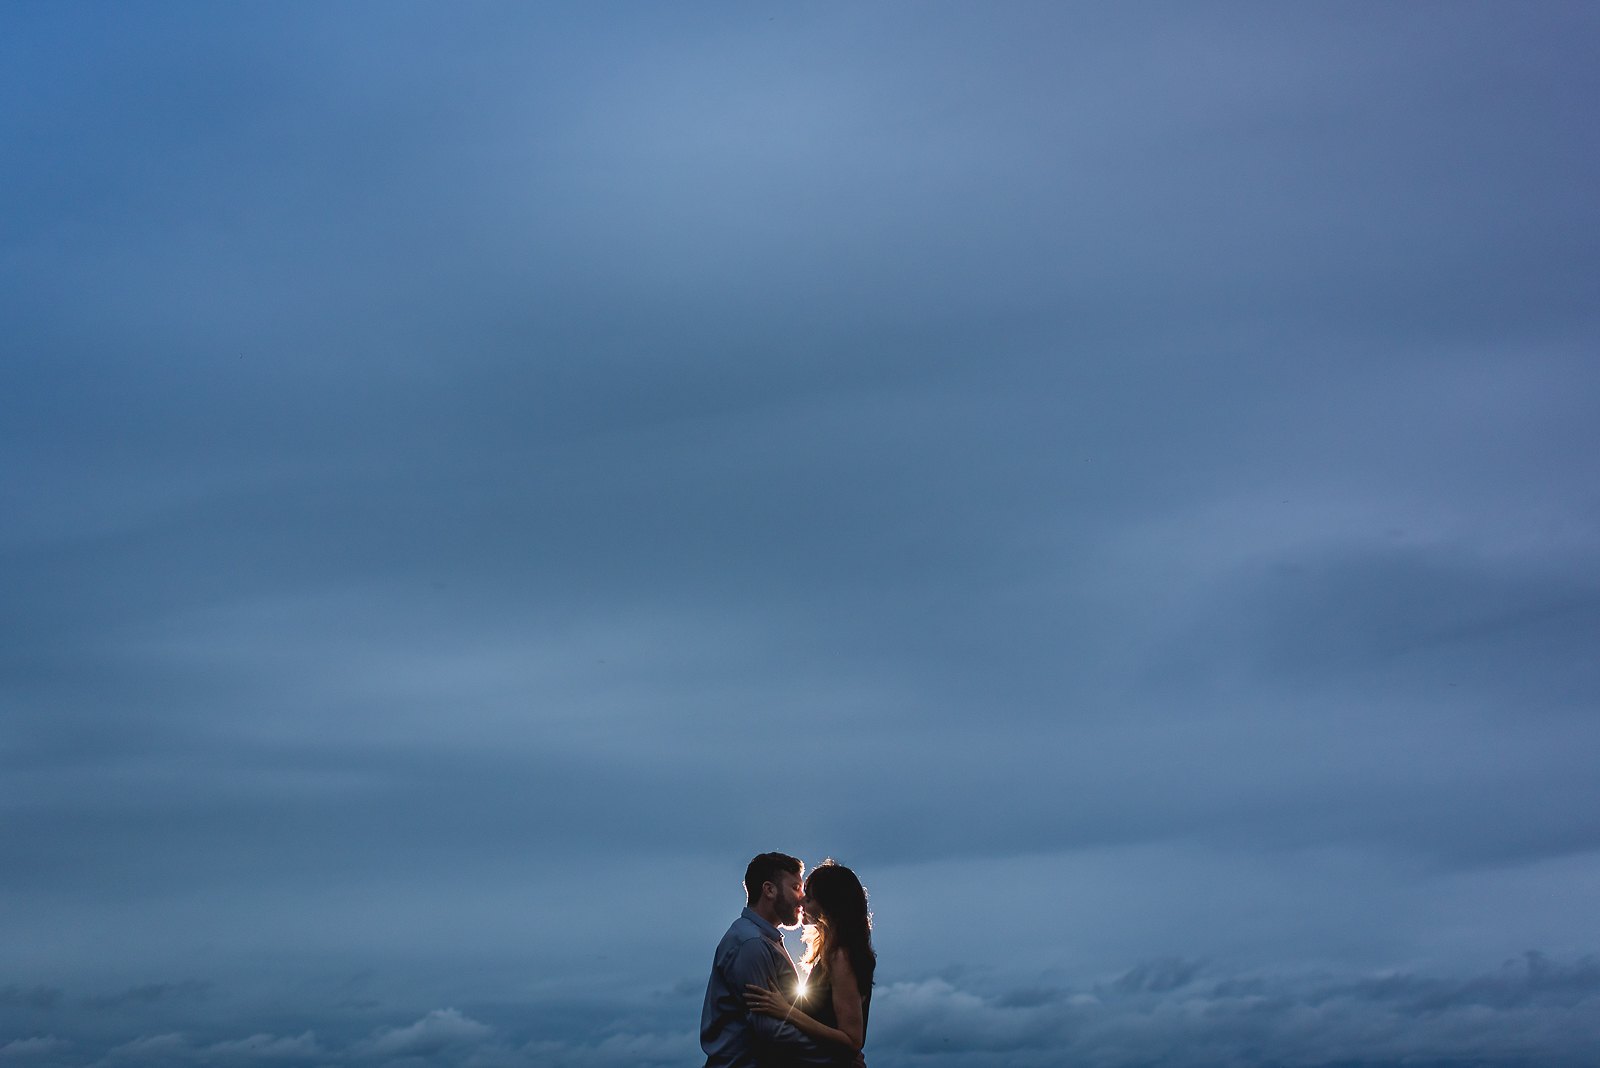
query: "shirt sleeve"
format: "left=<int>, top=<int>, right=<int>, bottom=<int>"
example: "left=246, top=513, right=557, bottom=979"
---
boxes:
left=728, top=938, right=832, bottom=1064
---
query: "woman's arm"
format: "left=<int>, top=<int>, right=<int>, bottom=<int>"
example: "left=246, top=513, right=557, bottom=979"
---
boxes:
left=744, top=952, right=864, bottom=1053
left=826, top=949, right=866, bottom=1052
left=743, top=985, right=855, bottom=1052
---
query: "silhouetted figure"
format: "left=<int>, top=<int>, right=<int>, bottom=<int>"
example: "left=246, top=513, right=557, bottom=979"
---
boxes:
left=702, top=852, right=841, bottom=1067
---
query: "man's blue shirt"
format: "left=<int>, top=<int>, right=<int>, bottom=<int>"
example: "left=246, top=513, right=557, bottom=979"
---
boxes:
left=701, top=907, right=829, bottom=1067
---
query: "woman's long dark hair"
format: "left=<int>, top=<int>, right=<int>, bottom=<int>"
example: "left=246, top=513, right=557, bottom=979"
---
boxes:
left=801, top=859, right=875, bottom=989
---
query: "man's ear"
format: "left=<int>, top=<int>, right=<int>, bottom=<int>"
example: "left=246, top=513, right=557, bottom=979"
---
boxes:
left=761, top=880, right=776, bottom=902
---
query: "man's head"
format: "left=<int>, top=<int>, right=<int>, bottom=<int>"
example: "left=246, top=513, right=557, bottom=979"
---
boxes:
left=744, top=852, right=804, bottom=928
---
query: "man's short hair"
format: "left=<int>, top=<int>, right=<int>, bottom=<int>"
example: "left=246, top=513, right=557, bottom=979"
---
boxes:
left=744, top=852, right=802, bottom=906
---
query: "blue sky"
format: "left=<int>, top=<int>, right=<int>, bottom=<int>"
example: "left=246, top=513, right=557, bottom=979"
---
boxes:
left=3, top=3, right=1599, bottom=1066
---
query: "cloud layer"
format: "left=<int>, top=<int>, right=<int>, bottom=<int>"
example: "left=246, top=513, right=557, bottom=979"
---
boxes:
left=4, top=952, right=1598, bottom=1068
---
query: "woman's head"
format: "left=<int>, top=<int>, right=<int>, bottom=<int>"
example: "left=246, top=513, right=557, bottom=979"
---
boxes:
left=802, top=860, right=867, bottom=927
left=801, top=859, right=875, bottom=985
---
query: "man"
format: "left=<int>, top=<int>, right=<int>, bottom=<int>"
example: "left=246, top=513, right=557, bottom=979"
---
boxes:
left=701, top=852, right=835, bottom=1068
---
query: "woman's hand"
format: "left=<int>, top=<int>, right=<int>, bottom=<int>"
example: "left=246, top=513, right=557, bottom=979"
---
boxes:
left=744, top=983, right=794, bottom=1019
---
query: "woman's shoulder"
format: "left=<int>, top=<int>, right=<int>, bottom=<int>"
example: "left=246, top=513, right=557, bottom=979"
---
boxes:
left=831, top=945, right=875, bottom=989
left=828, top=946, right=867, bottom=985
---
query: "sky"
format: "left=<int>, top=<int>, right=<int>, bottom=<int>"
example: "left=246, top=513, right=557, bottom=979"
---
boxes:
left=2, top=2, right=1599, bottom=1065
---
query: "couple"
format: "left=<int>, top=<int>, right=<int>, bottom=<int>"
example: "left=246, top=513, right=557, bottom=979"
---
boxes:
left=700, top=852, right=876, bottom=1068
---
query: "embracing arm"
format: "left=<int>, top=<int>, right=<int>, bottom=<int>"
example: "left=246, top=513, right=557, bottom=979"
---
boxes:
left=746, top=949, right=865, bottom=1054
left=826, top=951, right=867, bottom=1052
left=728, top=939, right=827, bottom=1058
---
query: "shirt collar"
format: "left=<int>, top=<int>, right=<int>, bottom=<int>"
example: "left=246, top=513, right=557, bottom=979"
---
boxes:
left=741, top=906, right=784, bottom=943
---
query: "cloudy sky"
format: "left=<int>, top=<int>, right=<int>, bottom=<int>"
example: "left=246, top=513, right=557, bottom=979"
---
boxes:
left=4, top=2, right=1599, bottom=1066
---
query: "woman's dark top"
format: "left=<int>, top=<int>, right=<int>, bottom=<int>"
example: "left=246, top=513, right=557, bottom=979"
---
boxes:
left=806, top=959, right=872, bottom=1049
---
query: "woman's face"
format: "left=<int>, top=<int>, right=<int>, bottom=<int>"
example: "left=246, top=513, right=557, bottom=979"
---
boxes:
left=801, top=886, right=826, bottom=927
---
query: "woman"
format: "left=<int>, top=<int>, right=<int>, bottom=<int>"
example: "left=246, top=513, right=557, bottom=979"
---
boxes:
left=745, top=859, right=875, bottom=1061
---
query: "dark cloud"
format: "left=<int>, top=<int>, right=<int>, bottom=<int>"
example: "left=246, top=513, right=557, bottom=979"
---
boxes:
left=1330, top=951, right=1600, bottom=1015
left=80, top=984, right=209, bottom=1012
left=1106, top=957, right=1206, bottom=996
left=1201, top=543, right=1600, bottom=703
left=0, top=987, right=63, bottom=1011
